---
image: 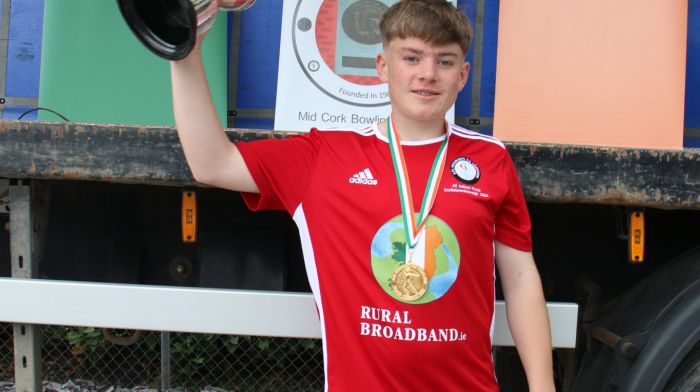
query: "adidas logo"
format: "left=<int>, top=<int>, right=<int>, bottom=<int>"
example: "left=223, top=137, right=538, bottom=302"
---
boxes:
left=349, top=168, right=378, bottom=185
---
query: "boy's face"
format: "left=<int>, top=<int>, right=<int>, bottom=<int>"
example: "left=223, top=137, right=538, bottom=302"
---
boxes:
left=376, top=36, right=469, bottom=127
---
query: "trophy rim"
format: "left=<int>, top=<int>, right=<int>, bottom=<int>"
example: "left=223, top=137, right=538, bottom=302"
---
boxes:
left=117, top=0, right=197, bottom=61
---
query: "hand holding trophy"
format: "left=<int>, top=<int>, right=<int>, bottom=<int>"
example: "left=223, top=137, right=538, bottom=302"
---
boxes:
left=117, top=0, right=256, bottom=60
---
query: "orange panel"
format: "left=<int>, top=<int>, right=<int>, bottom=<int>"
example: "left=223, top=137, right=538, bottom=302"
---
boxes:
left=493, top=0, right=687, bottom=149
left=182, top=190, right=197, bottom=244
left=629, top=210, right=645, bottom=263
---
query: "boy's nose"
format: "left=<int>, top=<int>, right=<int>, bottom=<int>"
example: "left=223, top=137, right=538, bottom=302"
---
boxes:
left=419, top=62, right=438, bottom=80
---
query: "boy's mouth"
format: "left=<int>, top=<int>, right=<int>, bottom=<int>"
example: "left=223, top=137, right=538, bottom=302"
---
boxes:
left=412, top=89, right=439, bottom=97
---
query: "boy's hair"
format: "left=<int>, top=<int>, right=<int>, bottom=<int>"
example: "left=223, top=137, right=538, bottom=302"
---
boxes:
left=380, top=0, right=472, bottom=56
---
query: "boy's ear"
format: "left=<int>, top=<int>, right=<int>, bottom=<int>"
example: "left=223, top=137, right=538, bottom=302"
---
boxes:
left=458, top=61, right=470, bottom=91
left=376, top=52, right=388, bottom=82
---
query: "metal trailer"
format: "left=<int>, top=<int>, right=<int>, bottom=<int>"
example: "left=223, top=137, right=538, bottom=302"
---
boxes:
left=1, top=1, right=700, bottom=391
left=0, top=120, right=699, bottom=391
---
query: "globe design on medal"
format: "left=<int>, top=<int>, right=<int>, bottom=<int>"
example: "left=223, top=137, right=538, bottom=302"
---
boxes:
left=371, top=215, right=461, bottom=304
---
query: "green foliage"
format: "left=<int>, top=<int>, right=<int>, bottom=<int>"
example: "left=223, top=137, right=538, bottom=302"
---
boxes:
left=31, top=325, right=323, bottom=390
left=222, top=335, right=240, bottom=354
left=257, top=338, right=270, bottom=351
left=39, top=327, right=162, bottom=385
left=299, top=338, right=317, bottom=350
left=168, top=333, right=323, bottom=388
left=65, top=327, right=103, bottom=354
left=141, top=330, right=161, bottom=352
left=171, top=333, right=218, bottom=380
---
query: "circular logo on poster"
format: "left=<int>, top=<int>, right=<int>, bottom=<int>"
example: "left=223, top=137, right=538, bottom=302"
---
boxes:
left=370, top=215, right=461, bottom=304
left=292, top=0, right=392, bottom=106
left=450, top=157, right=481, bottom=184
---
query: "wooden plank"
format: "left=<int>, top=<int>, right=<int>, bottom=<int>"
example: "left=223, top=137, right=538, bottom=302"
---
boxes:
left=509, top=143, right=700, bottom=210
left=0, top=120, right=294, bottom=186
left=1, top=120, right=699, bottom=209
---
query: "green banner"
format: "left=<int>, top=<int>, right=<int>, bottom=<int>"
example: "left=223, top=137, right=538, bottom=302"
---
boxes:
left=39, top=0, right=227, bottom=126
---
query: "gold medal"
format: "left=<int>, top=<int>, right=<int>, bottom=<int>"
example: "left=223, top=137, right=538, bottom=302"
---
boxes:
left=391, top=263, right=428, bottom=301
left=385, top=114, right=448, bottom=302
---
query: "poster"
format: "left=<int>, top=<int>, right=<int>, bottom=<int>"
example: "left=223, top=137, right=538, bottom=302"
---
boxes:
left=275, top=0, right=456, bottom=131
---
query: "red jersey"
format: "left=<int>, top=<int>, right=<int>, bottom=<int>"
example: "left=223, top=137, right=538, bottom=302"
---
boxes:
left=236, top=123, right=531, bottom=391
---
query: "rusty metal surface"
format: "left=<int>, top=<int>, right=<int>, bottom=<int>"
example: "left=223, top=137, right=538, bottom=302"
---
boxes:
left=509, top=143, right=700, bottom=210
left=0, top=120, right=294, bottom=186
left=1, top=120, right=699, bottom=209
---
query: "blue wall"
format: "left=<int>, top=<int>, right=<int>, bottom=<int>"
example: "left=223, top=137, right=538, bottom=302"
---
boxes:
left=685, top=0, right=700, bottom=147
left=2, top=0, right=44, bottom=120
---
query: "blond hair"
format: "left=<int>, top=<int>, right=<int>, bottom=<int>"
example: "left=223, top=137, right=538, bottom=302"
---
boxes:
left=380, top=0, right=472, bottom=56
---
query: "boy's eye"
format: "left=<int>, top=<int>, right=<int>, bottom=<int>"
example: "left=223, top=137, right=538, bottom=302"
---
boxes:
left=438, top=59, right=455, bottom=67
left=403, top=56, right=419, bottom=63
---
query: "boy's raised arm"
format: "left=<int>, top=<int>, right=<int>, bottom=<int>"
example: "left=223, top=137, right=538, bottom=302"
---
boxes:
left=170, top=39, right=259, bottom=193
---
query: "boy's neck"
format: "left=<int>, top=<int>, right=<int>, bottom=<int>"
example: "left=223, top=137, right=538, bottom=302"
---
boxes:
left=380, top=116, right=447, bottom=141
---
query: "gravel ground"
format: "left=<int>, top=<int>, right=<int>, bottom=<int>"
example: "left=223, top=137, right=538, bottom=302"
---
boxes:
left=0, top=381, right=229, bottom=392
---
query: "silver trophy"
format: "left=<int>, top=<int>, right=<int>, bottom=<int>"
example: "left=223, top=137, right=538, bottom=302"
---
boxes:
left=117, top=0, right=256, bottom=60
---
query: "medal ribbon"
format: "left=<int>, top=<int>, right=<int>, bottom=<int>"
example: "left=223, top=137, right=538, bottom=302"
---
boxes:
left=387, top=114, right=449, bottom=251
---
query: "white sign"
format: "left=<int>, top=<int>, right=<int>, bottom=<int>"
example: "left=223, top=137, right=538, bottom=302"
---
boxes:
left=274, top=0, right=456, bottom=131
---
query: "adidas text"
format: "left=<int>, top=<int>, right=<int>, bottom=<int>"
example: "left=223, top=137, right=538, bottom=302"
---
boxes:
left=349, top=168, right=378, bottom=186
left=349, top=177, right=378, bottom=185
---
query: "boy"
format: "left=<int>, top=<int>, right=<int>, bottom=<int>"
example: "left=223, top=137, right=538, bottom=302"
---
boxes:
left=171, top=0, right=555, bottom=390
